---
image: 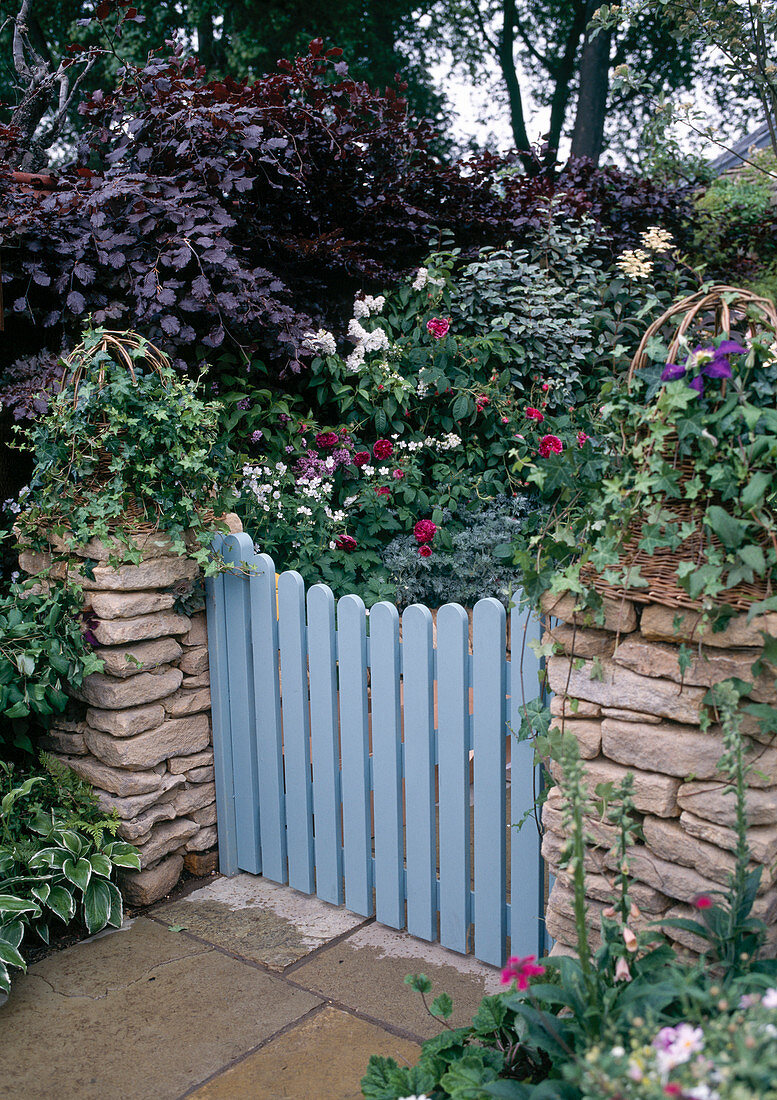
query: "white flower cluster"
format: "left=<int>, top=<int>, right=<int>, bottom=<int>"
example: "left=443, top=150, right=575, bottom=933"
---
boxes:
left=302, top=329, right=337, bottom=356
left=410, top=267, right=444, bottom=291
left=394, top=439, right=423, bottom=452
left=426, top=432, right=461, bottom=451
left=353, top=294, right=385, bottom=318
left=640, top=225, right=673, bottom=253
left=241, top=462, right=335, bottom=525
left=615, top=248, right=653, bottom=279
left=345, top=315, right=390, bottom=372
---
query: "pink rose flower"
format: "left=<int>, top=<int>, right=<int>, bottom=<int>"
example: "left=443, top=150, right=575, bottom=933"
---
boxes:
left=353, top=451, right=370, bottom=467
left=335, top=535, right=357, bottom=552
left=538, top=434, right=563, bottom=458
left=373, top=438, right=394, bottom=460
left=426, top=317, right=450, bottom=339
left=414, top=519, right=437, bottom=544
left=418, top=545, right=432, bottom=558
left=392, top=469, right=404, bottom=479
left=577, top=431, right=589, bottom=447
left=525, top=407, right=544, bottom=422
left=376, top=486, right=390, bottom=496
left=316, top=431, right=340, bottom=448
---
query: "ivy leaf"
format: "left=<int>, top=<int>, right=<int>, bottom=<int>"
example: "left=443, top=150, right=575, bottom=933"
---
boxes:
left=741, top=471, right=772, bottom=511
left=705, top=505, right=748, bottom=550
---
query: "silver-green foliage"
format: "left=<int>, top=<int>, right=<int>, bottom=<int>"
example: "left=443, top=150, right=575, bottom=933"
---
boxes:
left=380, top=494, right=537, bottom=609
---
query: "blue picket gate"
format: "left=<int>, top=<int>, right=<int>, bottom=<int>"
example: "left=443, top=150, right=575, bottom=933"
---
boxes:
left=205, top=531, right=546, bottom=967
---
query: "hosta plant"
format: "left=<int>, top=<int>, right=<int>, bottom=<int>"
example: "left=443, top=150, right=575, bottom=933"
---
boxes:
left=0, top=766, right=140, bottom=995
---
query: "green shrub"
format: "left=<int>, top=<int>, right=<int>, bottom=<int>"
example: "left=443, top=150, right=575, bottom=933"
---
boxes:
left=0, top=580, right=104, bottom=757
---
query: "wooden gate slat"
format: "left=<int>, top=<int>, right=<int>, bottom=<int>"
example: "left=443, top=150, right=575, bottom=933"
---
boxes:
left=278, top=570, right=314, bottom=893
left=221, top=533, right=262, bottom=874
left=338, top=594, right=373, bottom=916
left=250, top=552, right=287, bottom=883
left=402, top=604, right=436, bottom=941
left=509, top=602, right=544, bottom=956
left=473, top=597, right=507, bottom=966
left=369, top=601, right=404, bottom=929
left=437, top=602, right=471, bottom=954
left=205, top=533, right=239, bottom=875
left=307, top=584, right=344, bottom=905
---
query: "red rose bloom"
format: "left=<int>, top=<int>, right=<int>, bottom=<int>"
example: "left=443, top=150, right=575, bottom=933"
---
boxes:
left=418, top=545, right=432, bottom=557
left=353, top=451, right=370, bottom=467
left=426, top=317, right=450, bottom=339
left=538, top=434, right=563, bottom=458
left=392, top=469, right=404, bottom=479
left=373, top=438, right=394, bottom=460
left=376, top=486, right=390, bottom=496
left=335, top=535, right=357, bottom=552
left=525, top=407, right=544, bottom=422
left=316, top=431, right=340, bottom=448
left=414, top=519, right=437, bottom=544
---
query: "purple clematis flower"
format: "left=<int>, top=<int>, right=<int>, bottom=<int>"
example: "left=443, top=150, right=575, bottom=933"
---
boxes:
left=716, top=340, right=748, bottom=356
left=688, top=375, right=704, bottom=395
left=661, top=362, right=686, bottom=381
left=702, top=358, right=733, bottom=379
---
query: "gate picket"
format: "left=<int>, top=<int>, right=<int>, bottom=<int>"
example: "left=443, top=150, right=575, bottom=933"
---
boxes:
left=369, top=601, right=404, bottom=929
left=278, top=571, right=315, bottom=893
left=473, top=598, right=507, bottom=966
left=250, top=552, right=287, bottom=883
left=207, top=544, right=545, bottom=966
left=509, top=602, right=544, bottom=956
left=436, top=603, right=471, bottom=955
left=337, top=594, right=373, bottom=916
left=402, top=604, right=436, bottom=942
left=205, top=533, right=239, bottom=875
left=221, top=533, right=262, bottom=874
left=307, top=584, right=344, bottom=905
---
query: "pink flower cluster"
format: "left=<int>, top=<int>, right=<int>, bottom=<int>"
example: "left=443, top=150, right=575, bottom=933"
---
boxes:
left=426, top=317, right=450, bottom=339
left=501, top=954, right=546, bottom=991
left=414, top=518, right=437, bottom=558
left=538, top=434, right=563, bottom=458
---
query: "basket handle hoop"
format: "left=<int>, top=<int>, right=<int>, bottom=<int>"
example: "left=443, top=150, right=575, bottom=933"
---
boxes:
left=627, top=284, right=777, bottom=390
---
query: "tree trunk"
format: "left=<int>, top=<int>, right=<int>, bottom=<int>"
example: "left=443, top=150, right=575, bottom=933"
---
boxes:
left=498, top=0, right=535, bottom=170
left=544, top=0, right=589, bottom=160
left=570, top=3, right=612, bottom=163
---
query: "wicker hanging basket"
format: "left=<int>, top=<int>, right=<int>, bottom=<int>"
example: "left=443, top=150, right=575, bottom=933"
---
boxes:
left=585, top=286, right=777, bottom=612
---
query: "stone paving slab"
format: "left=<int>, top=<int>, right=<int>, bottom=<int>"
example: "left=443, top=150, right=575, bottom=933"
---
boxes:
left=0, top=918, right=320, bottom=1100
left=188, top=1005, right=421, bottom=1099
left=152, top=873, right=368, bottom=969
left=289, top=922, right=503, bottom=1038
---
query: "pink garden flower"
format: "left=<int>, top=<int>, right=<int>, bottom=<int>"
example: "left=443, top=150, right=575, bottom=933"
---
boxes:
left=577, top=431, right=589, bottom=447
left=414, top=519, right=437, bottom=544
left=501, top=954, right=546, bottom=990
left=615, top=957, right=632, bottom=982
left=426, top=317, right=450, bottom=339
left=525, top=407, right=544, bottom=422
left=392, top=469, right=404, bottom=479
left=376, top=486, right=390, bottom=497
left=475, top=394, right=490, bottom=411
left=373, top=438, right=394, bottom=460
left=538, top=434, right=563, bottom=458
left=335, top=535, right=357, bottom=552
left=694, top=895, right=713, bottom=909
left=353, top=451, right=370, bottom=467
left=316, top=431, right=340, bottom=448
left=418, top=545, right=432, bottom=558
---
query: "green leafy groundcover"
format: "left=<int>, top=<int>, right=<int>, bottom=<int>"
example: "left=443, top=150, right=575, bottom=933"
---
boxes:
left=0, top=757, right=140, bottom=995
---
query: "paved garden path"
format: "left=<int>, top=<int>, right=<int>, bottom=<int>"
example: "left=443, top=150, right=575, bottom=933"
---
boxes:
left=1, top=873, right=502, bottom=1099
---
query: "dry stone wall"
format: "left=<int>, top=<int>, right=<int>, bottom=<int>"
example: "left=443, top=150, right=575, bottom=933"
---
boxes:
left=21, top=525, right=239, bottom=906
left=540, top=591, right=777, bottom=957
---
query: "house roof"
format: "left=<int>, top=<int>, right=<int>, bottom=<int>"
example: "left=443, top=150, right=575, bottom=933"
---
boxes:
left=711, top=122, right=773, bottom=173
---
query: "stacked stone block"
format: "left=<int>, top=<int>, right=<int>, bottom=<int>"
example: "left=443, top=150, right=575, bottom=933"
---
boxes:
left=21, top=530, right=228, bottom=906
left=540, top=592, right=777, bottom=956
